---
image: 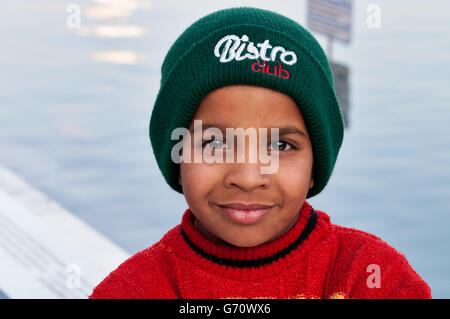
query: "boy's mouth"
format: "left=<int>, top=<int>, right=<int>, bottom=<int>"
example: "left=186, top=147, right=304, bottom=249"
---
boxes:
left=215, top=202, right=276, bottom=225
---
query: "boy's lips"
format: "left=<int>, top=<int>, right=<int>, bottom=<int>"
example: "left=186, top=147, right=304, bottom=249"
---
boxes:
left=215, top=202, right=276, bottom=225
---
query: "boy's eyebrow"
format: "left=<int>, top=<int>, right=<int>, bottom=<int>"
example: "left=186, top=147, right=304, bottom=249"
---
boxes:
left=189, top=123, right=226, bottom=133
left=189, top=123, right=308, bottom=138
left=278, top=127, right=308, bottom=138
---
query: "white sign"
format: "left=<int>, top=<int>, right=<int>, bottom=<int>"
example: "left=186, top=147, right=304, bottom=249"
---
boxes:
left=0, top=164, right=129, bottom=298
left=307, top=0, right=352, bottom=43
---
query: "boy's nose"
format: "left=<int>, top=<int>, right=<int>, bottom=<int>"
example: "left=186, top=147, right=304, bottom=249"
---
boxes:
left=223, top=162, right=271, bottom=192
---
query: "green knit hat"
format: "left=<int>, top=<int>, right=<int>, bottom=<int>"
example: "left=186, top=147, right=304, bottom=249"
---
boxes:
left=149, top=7, right=344, bottom=198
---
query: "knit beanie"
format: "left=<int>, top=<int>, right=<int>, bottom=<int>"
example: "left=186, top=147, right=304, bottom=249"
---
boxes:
left=149, top=7, right=344, bottom=198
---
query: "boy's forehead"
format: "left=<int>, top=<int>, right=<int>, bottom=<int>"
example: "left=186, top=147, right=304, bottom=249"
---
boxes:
left=201, top=85, right=293, bottom=103
left=189, top=85, right=307, bottom=131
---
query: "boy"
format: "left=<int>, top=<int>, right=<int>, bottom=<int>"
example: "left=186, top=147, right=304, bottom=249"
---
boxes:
left=89, top=7, right=431, bottom=299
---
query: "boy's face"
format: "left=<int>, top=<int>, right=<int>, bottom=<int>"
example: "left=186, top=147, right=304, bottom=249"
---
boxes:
left=179, top=85, right=314, bottom=248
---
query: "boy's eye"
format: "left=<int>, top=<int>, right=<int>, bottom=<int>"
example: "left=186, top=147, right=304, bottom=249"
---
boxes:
left=201, top=138, right=297, bottom=152
left=269, top=140, right=295, bottom=152
left=202, top=138, right=226, bottom=150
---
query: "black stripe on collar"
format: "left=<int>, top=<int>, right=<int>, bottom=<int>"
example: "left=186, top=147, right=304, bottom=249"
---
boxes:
left=180, top=208, right=318, bottom=268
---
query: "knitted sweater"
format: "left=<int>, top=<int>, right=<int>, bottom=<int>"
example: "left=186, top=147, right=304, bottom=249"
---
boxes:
left=89, top=201, right=431, bottom=299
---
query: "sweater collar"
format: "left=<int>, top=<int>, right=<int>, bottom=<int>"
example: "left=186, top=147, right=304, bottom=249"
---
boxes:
left=179, top=200, right=318, bottom=269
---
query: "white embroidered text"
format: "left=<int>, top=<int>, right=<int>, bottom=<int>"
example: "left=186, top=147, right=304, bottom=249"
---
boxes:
left=214, top=34, right=298, bottom=65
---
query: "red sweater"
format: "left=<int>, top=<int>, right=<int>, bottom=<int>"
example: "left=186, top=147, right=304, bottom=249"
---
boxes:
left=89, top=201, right=431, bottom=299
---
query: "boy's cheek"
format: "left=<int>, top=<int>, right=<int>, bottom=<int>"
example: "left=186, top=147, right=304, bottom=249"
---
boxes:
left=277, top=160, right=313, bottom=185
left=180, top=163, right=219, bottom=195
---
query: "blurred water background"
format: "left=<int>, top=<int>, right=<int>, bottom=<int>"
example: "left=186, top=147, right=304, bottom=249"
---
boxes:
left=0, top=0, right=449, bottom=297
